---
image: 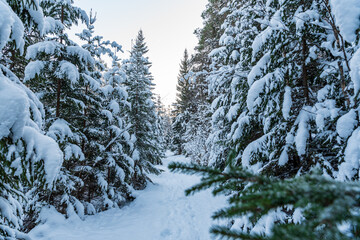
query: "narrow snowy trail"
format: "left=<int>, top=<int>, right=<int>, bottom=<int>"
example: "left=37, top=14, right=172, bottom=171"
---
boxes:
left=30, top=153, right=226, bottom=240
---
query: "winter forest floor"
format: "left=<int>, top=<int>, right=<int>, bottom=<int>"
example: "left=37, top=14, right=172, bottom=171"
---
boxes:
left=29, top=152, right=226, bottom=240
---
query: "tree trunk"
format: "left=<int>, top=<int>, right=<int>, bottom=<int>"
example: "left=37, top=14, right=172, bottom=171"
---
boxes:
left=56, top=6, right=65, bottom=118
left=301, top=36, right=310, bottom=104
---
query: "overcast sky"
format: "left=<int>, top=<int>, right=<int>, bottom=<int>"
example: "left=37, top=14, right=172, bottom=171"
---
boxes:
left=71, top=0, right=208, bottom=107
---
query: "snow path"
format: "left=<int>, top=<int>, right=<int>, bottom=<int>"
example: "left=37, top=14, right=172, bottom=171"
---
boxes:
left=30, top=153, right=226, bottom=240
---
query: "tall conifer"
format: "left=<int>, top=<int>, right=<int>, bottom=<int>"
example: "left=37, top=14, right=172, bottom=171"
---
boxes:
left=172, top=49, right=193, bottom=155
left=122, top=30, right=163, bottom=189
left=0, top=0, right=63, bottom=237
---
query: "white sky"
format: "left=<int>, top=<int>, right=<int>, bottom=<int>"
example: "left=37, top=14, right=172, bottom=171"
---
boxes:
left=71, top=0, right=208, bottom=107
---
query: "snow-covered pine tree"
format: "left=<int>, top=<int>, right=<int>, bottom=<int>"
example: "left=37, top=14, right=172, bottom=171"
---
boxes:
left=194, top=0, right=229, bottom=57
left=153, top=95, right=166, bottom=154
left=206, top=0, right=258, bottom=169
left=183, top=62, right=212, bottom=164
left=321, top=0, right=360, bottom=181
left=171, top=49, right=194, bottom=155
left=24, top=0, right=96, bottom=219
left=157, top=101, right=173, bottom=149
left=0, top=0, right=63, bottom=237
left=238, top=0, right=325, bottom=177
left=68, top=12, right=112, bottom=214
left=171, top=0, right=360, bottom=238
left=99, top=39, right=137, bottom=209
left=174, top=0, right=230, bottom=166
left=192, top=0, right=229, bottom=107
left=176, top=51, right=213, bottom=164
left=182, top=96, right=212, bottom=164
left=122, top=30, right=163, bottom=190
left=68, top=12, right=136, bottom=212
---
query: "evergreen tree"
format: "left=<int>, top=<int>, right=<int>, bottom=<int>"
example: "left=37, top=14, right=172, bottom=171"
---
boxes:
left=206, top=0, right=258, bottom=168
left=154, top=95, right=167, bottom=153
left=0, top=0, right=63, bottom=237
left=182, top=99, right=211, bottom=164
left=122, top=30, right=163, bottom=190
left=158, top=103, right=173, bottom=149
left=74, top=12, right=137, bottom=211
left=99, top=40, right=137, bottom=209
left=172, top=49, right=193, bottom=155
left=24, top=0, right=95, bottom=219
left=184, top=0, right=230, bottom=166
left=194, top=0, right=229, bottom=58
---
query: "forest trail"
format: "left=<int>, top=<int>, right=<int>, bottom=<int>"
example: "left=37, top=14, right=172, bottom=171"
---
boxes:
left=30, top=152, right=226, bottom=240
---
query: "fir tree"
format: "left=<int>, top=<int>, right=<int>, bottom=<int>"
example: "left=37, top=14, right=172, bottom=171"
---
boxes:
left=0, top=0, right=63, bottom=237
left=154, top=95, right=167, bottom=154
left=158, top=102, right=173, bottom=149
left=171, top=0, right=231, bottom=165
left=99, top=40, right=137, bottom=209
left=172, top=49, right=194, bottom=155
left=122, top=30, right=163, bottom=190
left=206, top=0, right=258, bottom=169
left=24, top=0, right=95, bottom=219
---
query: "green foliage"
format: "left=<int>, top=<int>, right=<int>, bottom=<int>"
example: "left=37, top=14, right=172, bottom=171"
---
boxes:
left=195, top=0, right=228, bottom=52
left=169, top=162, right=360, bottom=239
left=40, top=0, right=88, bottom=28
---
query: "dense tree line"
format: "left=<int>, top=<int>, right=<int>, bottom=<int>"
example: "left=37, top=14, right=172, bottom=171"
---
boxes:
left=171, top=0, right=360, bottom=239
left=0, top=0, right=164, bottom=238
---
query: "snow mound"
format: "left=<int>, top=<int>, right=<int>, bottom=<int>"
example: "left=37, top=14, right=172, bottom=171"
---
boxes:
left=330, top=0, right=360, bottom=43
left=0, top=77, right=29, bottom=139
left=336, top=110, right=358, bottom=139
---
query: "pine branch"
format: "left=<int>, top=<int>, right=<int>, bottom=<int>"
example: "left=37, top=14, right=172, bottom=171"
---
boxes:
left=211, top=226, right=266, bottom=240
left=168, top=162, right=223, bottom=176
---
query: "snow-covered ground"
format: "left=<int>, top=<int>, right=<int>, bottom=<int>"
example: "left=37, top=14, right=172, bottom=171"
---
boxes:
left=30, top=152, right=226, bottom=240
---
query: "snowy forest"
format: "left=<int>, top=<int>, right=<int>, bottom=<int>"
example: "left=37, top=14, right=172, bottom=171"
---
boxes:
left=1, top=0, right=360, bottom=239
